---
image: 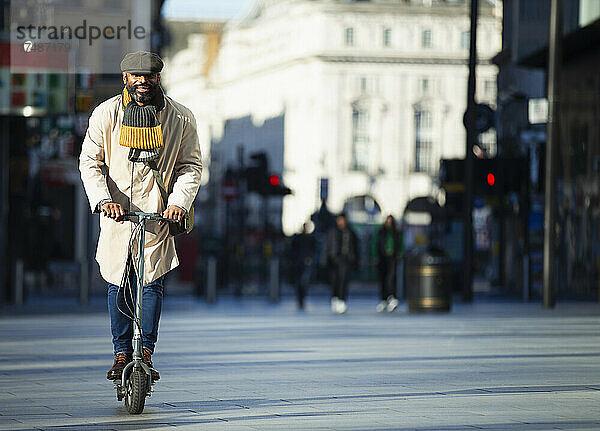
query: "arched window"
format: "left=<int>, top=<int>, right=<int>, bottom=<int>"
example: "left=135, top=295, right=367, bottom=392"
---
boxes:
left=352, top=106, right=369, bottom=171
left=414, top=109, right=433, bottom=173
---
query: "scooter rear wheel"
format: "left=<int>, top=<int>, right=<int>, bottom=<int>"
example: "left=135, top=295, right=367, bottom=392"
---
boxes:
left=125, top=369, right=147, bottom=414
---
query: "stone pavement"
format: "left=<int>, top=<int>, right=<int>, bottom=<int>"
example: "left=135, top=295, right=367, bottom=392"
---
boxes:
left=1, top=296, right=600, bottom=430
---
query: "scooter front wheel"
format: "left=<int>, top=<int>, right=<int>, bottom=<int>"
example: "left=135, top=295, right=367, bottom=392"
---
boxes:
left=125, top=369, right=147, bottom=414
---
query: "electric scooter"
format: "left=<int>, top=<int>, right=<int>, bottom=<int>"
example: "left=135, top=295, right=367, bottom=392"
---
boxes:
left=113, top=211, right=176, bottom=414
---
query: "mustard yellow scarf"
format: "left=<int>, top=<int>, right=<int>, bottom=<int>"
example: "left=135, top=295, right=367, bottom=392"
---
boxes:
left=118, top=88, right=163, bottom=161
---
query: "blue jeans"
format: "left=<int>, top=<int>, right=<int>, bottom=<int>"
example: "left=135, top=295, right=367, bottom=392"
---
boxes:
left=107, top=273, right=164, bottom=355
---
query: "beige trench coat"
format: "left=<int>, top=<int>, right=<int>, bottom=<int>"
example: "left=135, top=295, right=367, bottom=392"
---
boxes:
left=79, top=93, right=202, bottom=286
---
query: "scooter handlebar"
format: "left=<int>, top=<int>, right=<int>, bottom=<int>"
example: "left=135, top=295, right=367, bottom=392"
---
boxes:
left=118, top=211, right=178, bottom=223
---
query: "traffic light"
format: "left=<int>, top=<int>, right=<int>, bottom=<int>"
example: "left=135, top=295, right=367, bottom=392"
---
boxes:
left=266, top=174, right=292, bottom=196
left=244, top=152, right=292, bottom=196
left=441, top=157, right=529, bottom=197
left=473, top=158, right=500, bottom=195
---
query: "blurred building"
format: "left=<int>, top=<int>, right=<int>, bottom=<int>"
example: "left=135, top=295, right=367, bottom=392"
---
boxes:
left=493, top=0, right=581, bottom=159
left=162, top=20, right=224, bottom=190
left=165, top=0, right=502, bottom=235
left=161, top=20, right=225, bottom=283
left=494, top=0, right=600, bottom=299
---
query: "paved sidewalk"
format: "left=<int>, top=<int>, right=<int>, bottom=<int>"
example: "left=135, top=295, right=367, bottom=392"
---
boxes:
left=1, top=297, right=600, bottom=430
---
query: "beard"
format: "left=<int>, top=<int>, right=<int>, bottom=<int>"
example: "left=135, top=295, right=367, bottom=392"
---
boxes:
left=126, top=82, right=159, bottom=105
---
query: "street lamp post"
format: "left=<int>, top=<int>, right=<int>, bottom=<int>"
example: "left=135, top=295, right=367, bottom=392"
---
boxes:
left=463, top=0, right=478, bottom=302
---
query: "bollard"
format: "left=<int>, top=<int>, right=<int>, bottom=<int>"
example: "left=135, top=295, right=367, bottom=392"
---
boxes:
left=14, top=259, right=24, bottom=306
left=206, top=256, right=217, bottom=304
left=269, top=258, right=280, bottom=302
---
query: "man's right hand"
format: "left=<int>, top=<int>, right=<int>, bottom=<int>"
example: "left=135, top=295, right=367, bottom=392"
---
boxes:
left=101, top=202, right=124, bottom=223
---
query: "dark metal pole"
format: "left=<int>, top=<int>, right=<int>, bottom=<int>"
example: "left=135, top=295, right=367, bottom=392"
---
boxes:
left=76, top=183, right=89, bottom=305
left=543, top=0, right=562, bottom=308
left=523, top=151, right=531, bottom=301
left=224, top=198, right=230, bottom=289
left=0, top=117, right=8, bottom=306
left=463, top=0, right=478, bottom=302
left=236, top=146, right=245, bottom=297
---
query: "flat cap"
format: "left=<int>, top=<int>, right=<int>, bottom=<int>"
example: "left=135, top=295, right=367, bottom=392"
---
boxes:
left=120, top=51, right=164, bottom=74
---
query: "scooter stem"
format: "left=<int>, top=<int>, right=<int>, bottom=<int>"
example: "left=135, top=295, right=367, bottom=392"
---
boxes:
left=132, top=216, right=146, bottom=361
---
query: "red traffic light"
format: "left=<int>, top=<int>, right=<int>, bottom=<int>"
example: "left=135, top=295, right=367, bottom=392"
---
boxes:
left=487, top=172, right=495, bottom=187
left=269, top=174, right=280, bottom=187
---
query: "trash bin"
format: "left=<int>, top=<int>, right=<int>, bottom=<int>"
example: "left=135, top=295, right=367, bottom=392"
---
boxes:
left=404, top=248, right=451, bottom=312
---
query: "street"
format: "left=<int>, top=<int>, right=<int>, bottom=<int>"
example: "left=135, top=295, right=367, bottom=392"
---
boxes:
left=1, top=296, right=600, bottom=430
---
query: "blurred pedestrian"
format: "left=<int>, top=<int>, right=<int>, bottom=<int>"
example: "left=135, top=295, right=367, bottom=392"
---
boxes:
left=322, top=213, right=358, bottom=314
left=79, top=51, right=202, bottom=382
left=376, top=215, right=403, bottom=312
left=291, top=222, right=316, bottom=309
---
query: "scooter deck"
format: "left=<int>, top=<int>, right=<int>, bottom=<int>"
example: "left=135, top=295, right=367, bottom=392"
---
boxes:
left=114, top=379, right=156, bottom=401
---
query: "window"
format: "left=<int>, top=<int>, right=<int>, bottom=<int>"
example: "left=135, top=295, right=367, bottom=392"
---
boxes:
left=414, top=110, right=433, bottom=173
left=360, top=77, right=367, bottom=93
left=383, top=28, right=392, bottom=47
left=352, top=107, right=370, bottom=171
left=421, top=29, right=432, bottom=48
left=461, top=31, right=470, bottom=49
left=415, top=139, right=433, bottom=173
left=419, top=110, right=432, bottom=129
left=345, top=27, right=354, bottom=46
left=484, top=79, right=495, bottom=97
left=421, top=78, right=430, bottom=94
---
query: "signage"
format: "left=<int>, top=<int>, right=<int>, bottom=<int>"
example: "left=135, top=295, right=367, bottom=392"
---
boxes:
left=320, top=178, right=328, bottom=201
left=528, top=98, right=548, bottom=124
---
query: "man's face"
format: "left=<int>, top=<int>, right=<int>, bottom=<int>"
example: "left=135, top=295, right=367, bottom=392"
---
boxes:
left=123, top=72, right=160, bottom=105
left=336, top=216, right=347, bottom=230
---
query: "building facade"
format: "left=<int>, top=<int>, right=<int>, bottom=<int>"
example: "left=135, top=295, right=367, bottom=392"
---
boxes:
left=493, top=0, right=600, bottom=300
left=166, top=0, right=501, bottom=235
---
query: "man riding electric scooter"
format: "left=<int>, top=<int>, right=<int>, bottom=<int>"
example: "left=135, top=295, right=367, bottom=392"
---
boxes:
left=79, top=51, right=202, bottom=386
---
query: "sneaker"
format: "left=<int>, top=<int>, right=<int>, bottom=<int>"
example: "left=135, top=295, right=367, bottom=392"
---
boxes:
left=386, top=296, right=399, bottom=312
left=331, top=296, right=339, bottom=313
left=376, top=301, right=387, bottom=313
left=335, top=299, right=347, bottom=314
left=107, top=352, right=132, bottom=380
left=142, top=348, right=160, bottom=381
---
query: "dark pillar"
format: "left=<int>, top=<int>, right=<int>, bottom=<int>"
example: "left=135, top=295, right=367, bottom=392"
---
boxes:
left=543, top=0, right=562, bottom=308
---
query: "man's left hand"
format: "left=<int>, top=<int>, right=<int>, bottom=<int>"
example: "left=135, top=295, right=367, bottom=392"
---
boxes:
left=163, top=205, right=186, bottom=223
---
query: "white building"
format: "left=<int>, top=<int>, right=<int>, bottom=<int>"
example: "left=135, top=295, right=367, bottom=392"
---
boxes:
left=164, top=0, right=502, bottom=235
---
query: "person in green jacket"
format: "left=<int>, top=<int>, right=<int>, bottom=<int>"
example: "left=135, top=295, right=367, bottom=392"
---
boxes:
left=376, top=215, right=403, bottom=312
